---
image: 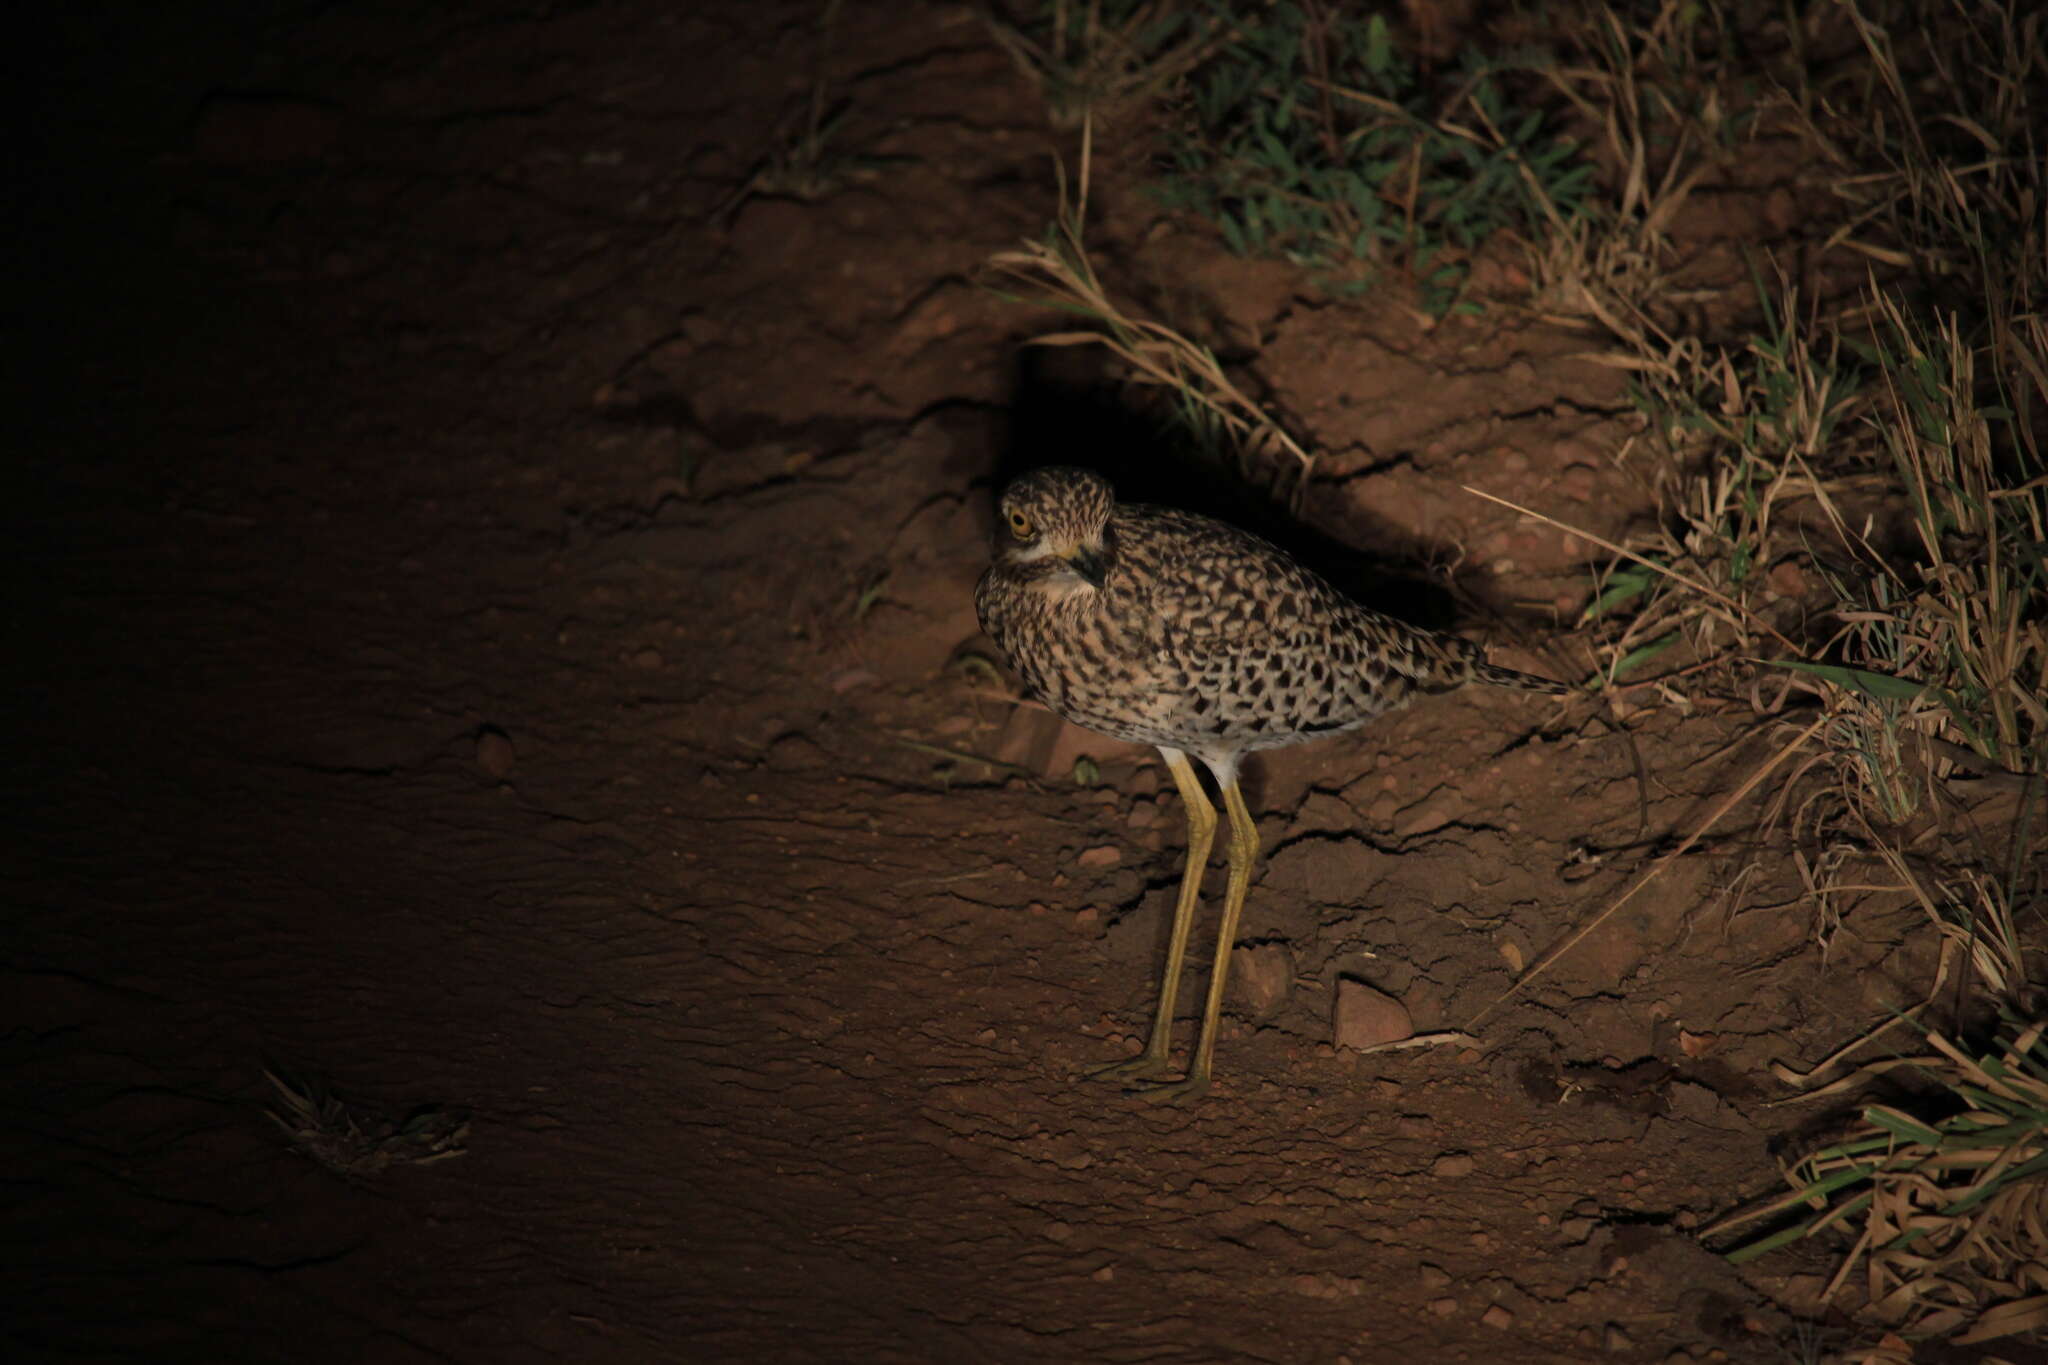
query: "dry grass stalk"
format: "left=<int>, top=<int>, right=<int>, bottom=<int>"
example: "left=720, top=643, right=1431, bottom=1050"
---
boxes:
left=1462, top=483, right=1803, bottom=665
left=1464, top=712, right=1829, bottom=1029
left=984, top=125, right=1315, bottom=502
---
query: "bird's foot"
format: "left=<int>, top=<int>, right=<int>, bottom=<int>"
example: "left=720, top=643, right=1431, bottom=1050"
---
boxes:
left=1123, top=1073, right=1212, bottom=1105
left=1083, top=1050, right=1175, bottom=1084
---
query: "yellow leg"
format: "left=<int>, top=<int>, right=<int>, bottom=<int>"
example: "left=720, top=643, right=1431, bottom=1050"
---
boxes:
left=1085, top=748, right=1215, bottom=1084
left=1129, top=769, right=1260, bottom=1104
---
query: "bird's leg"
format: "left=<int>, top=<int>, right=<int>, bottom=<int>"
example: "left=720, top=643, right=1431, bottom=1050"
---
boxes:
left=1128, top=769, right=1259, bottom=1104
left=1084, top=748, right=1215, bottom=1084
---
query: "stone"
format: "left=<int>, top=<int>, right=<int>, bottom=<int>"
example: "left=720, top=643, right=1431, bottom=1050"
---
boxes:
left=1331, top=979, right=1413, bottom=1051
left=475, top=727, right=516, bottom=779
left=1230, top=942, right=1294, bottom=1018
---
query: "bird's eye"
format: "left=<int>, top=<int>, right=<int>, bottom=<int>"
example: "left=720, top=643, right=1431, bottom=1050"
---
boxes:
left=1007, top=510, right=1035, bottom=540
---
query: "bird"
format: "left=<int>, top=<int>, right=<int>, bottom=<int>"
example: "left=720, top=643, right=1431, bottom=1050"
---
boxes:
left=975, top=465, right=1567, bottom=1103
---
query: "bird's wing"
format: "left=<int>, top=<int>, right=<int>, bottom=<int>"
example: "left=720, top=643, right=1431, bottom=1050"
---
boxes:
left=1114, top=506, right=1357, bottom=647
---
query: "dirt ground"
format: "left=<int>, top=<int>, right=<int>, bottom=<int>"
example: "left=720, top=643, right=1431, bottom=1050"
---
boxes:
left=6, top=3, right=1995, bottom=1362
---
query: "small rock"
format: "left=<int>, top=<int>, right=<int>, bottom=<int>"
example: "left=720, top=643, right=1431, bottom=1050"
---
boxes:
left=475, top=727, right=516, bottom=779
left=1778, top=1274, right=1830, bottom=1313
left=1331, top=979, right=1413, bottom=1051
left=831, top=668, right=881, bottom=695
left=1431, top=1152, right=1476, bottom=1179
left=1766, top=559, right=1807, bottom=599
left=1557, top=462, right=1602, bottom=502
left=1603, top=1324, right=1632, bottom=1353
left=1428, top=1297, right=1458, bottom=1318
left=1091, top=1264, right=1115, bottom=1283
left=1074, top=907, right=1100, bottom=930
left=1482, top=1305, right=1514, bottom=1329
left=1419, top=1264, right=1451, bottom=1290
left=1126, top=801, right=1158, bottom=830
left=1230, top=943, right=1293, bottom=1018
left=1076, top=845, right=1121, bottom=870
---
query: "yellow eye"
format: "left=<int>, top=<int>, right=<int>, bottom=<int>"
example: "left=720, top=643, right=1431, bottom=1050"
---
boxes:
left=1007, top=509, right=1035, bottom=539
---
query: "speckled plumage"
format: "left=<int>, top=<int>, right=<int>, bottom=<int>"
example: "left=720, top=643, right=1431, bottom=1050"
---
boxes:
left=975, top=466, right=1564, bottom=1102
left=976, top=467, right=1564, bottom=771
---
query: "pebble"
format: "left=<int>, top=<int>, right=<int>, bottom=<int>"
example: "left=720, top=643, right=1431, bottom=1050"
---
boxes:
left=1230, top=943, right=1293, bottom=1015
left=475, top=727, right=516, bottom=779
left=1331, top=980, right=1412, bottom=1050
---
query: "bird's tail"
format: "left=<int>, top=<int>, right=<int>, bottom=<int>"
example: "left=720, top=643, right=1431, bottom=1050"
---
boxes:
left=1469, top=658, right=1571, bottom=696
left=1393, top=628, right=1572, bottom=696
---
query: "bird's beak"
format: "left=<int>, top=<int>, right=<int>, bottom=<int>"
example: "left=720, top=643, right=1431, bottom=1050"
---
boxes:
left=1065, top=544, right=1109, bottom=589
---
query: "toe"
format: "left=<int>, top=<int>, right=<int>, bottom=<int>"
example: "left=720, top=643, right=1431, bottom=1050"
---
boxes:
left=1083, top=1052, right=1174, bottom=1083
left=1125, top=1074, right=1212, bottom=1105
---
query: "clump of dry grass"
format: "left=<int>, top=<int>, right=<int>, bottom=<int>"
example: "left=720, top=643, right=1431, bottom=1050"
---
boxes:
left=1498, top=0, right=2046, bottom=813
left=983, top=127, right=1316, bottom=504
left=1558, top=2, right=2048, bottom=1343
left=1460, top=7, right=2048, bottom=1336
left=1712, top=1020, right=2048, bottom=1344
left=1519, top=0, right=1730, bottom=324
left=981, top=0, right=1239, bottom=129
left=265, top=1068, right=469, bottom=1178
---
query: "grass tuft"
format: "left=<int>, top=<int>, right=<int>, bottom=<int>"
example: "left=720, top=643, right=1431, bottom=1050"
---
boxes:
left=1156, top=4, right=1592, bottom=315
left=264, top=1069, right=469, bottom=1178
left=985, top=126, right=1316, bottom=502
left=982, top=0, right=1239, bottom=129
left=1712, top=1019, right=2048, bottom=1344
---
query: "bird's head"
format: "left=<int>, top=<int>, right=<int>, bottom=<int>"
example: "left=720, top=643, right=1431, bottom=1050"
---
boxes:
left=992, top=466, right=1115, bottom=590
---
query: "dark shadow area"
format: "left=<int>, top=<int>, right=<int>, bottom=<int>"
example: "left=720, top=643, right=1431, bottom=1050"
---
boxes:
left=994, top=344, right=1511, bottom=635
